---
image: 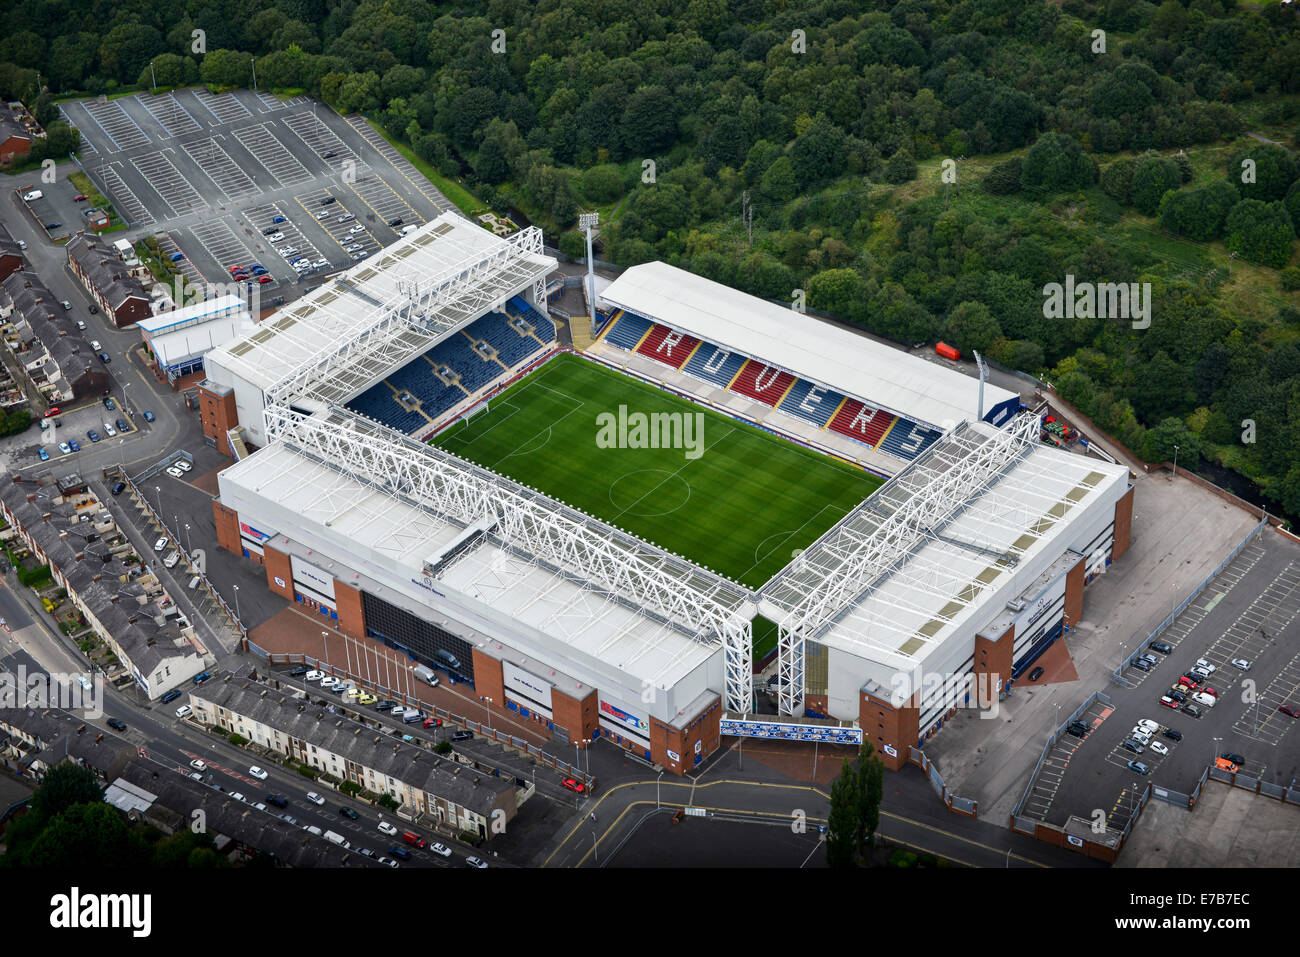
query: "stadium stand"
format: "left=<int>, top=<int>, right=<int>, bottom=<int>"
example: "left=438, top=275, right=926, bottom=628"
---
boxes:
left=878, top=417, right=942, bottom=460
left=776, top=379, right=842, bottom=428
left=344, top=302, right=555, bottom=433
left=729, top=360, right=796, bottom=406
left=681, top=342, right=748, bottom=388
left=601, top=310, right=654, bottom=350
left=636, top=324, right=701, bottom=370
left=827, top=399, right=894, bottom=448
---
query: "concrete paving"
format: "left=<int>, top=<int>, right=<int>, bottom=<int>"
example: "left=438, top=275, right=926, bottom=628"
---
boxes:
left=1119, top=781, right=1300, bottom=867
left=926, top=468, right=1260, bottom=824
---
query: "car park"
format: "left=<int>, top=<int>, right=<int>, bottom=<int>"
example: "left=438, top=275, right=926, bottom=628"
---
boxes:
left=1127, top=760, right=1151, bottom=775
left=107, top=717, right=126, bottom=731
left=1162, top=728, right=1182, bottom=741
left=1148, top=740, right=1169, bottom=756
left=377, top=821, right=397, bottom=835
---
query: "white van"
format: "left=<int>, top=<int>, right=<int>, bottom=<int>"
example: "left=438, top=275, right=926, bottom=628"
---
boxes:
left=22, top=189, right=42, bottom=201
left=1192, top=692, right=1216, bottom=708
left=163, top=550, right=180, bottom=568
left=188, top=575, right=201, bottom=590
left=323, top=830, right=346, bottom=845
left=400, top=224, right=417, bottom=235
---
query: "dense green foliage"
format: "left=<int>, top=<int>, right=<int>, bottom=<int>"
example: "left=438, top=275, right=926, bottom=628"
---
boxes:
left=2, top=0, right=1300, bottom=514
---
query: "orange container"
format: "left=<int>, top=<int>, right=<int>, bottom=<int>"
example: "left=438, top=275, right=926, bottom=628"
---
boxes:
left=935, top=341, right=961, bottom=361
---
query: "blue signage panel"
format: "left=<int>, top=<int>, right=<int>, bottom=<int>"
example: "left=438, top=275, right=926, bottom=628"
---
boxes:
left=720, top=719, right=862, bottom=745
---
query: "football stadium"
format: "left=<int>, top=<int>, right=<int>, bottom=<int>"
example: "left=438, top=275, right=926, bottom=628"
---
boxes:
left=200, top=213, right=1134, bottom=774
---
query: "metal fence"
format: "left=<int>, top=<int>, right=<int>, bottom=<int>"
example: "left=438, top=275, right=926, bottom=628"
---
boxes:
left=909, top=746, right=978, bottom=817
left=1111, top=518, right=1267, bottom=685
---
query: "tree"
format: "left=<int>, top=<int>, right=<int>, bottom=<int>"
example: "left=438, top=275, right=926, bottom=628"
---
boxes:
left=883, top=150, right=917, bottom=185
left=760, top=155, right=797, bottom=202
left=983, top=158, right=1022, bottom=195
left=30, top=763, right=102, bottom=822
left=1130, top=157, right=1181, bottom=216
left=790, top=115, right=847, bottom=189
left=700, top=114, right=749, bottom=176
left=620, top=86, right=677, bottom=155
left=856, top=743, right=884, bottom=863
left=826, top=758, right=859, bottom=868
left=579, top=164, right=623, bottom=204
left=1224, top=200, right=1296, bottom=268
left=1100, top=158, right=1139, bottom=205
left=1158, top=180, right=1239, bottom=240
left=807, top=268, right=866, bottom=319
left=1020, top=132, right=1096, bottom=193
left=199, top=49, right=252, bottom=89
left=1227, top=144, right=1299, bottom=204
left=1143, top=417, right=1201, bottom=464
left=947, top=300, right=1002, bottom=354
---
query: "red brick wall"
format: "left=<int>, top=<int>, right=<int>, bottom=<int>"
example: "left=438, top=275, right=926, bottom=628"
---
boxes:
left=1112, top=485, right=1135, bottom=560
left=552, top=686, right=596, bottom=744
left=649, top=699, right=720, bottom=776
left=262, top=546, right=295, bottom=602
left=974, top=624, right=1014, bottom=704
left=1064, top=554, right=1086, bottom=626
left=199, top=385, right=239, bottom=457
left=471, top=648, right=505, bottom=713
left=860, top=689, right=919, bottom=771
left=213, top=501, right=241, bottom=555
left=334, top=580, right=365, bottom=640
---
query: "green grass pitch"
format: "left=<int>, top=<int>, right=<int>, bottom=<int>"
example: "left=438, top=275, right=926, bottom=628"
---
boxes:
left=431, top=352, right=883, bottom=591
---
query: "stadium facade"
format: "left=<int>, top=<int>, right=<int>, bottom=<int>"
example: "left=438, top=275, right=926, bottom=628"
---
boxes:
left=201, top=213, right=1133, bottom=774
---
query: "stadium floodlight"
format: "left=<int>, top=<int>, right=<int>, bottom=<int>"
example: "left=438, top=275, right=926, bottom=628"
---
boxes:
left=579, top=212, right=599, bottom=336
left=973, top=350, right=988, bottom=421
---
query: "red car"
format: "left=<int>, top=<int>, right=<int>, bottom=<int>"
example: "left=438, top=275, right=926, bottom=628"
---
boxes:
left=257, top=275, right=272, bottom=284
left=561, top=777, right=585, bottom=793
left=1200, top=686, right=1217, bottom=698
left=73, top=193, right=88, bottom=201
left=422, top=716, right=442, bottom=728
left=1178, top=675, right=1200, bottom=689
left=44, top=407, right=60, bottom=417
left=1159, top=695, right=1180, bottom=709
left=228, top=265, right=244, bottom=275
left=1280, top=704, right=1299, bottom=718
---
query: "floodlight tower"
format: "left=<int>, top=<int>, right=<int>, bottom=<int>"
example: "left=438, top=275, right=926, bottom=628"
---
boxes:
left=579, top=212, right=599, bottom=337
left=973, top=349, right=987, bottom=422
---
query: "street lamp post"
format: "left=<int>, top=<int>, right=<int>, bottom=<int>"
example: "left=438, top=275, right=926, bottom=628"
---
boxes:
left=232, top=583, right=240, bottom=623
left=1171, top=444, right=1179, bottom=481
left=153, top=486, right=161, bottom=519
left=321, top=631, right=330, bottom=668
left=1212, top=737, right=1221, bottom=767
left=184, top=523, right=191, bottom=554
left=484, top=697, right=494, bottom=735
left=656, top=769, right=664, bottom=808
left=590, top=829, right=598, bottom=863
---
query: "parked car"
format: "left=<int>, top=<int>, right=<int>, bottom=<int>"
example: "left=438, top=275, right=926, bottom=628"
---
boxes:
left=1132, top=658, right=1152, bottom=671
left=375, top=701, right=396, bottom=711
left=304, top=670, right=324, bottom=682
left=57, top=442, right=71, bottom=455
left=1162, top=727, right=1182, bottom=741
left=1138, top=653, right=1160, bottom=666
left=166, top=465, right=185, bottom=478
left=339, top=807, right=359, bottom=820
left=1137, top=719, right=1159, bottom=732
left=143, top=411, right=155, bottom=422
left=1148, top=740, right=1169, bottom=756
left=401, top=830, right=426, bottom=848
left=1178, top=675, right=1201, bottom=689
left=465, top=856, right=488, bottom=868
left=1214, top=757, right=1238, bottom=773
left=272, top=215, right=286, bottom=224
left=175, top=705, right=192, bottom=718
left=268, top=233, right=285, bottom=243
left=1127, top=760, right=1151, bottom=775
left=1195, top=659, right=1216, bottom=674
left=1222, top=752, right=1246, bottom=767
left=422, top=716, right=441, bottom=728
left=451, top=730, right=473, bottom=741
left=87, top=429, right=100, bottom=443
left=190, top=759, right=206, bottom=772
left=229, top=792, right=245, bottom=803
left=315, top=210, right=331, bottom=219
left=323, top=150, right=337, bottom=159
left=263, top=226, right=279, bottom=235
left=320, top=197, right=336, bottom=205
left=377, top=856, right=399, bottom=867
left=1159, top=695, right=1180, bottom=709
left=1182, top=703, right=1203, bottom=718
left=1027, top=666, right=1044, bottom=681
left=1130, top=727, right=1152, bottom=745
left=98, top=352, right=110, bottom=363
left=349, top=224, right=365, bottom=234
left=561, top=777, right=585, bottom=793
left=377, top=821, right=397, bottom=835
left=289, top=665, right=310, bottom=677
left=386, top=217, right=403, bottom=227
left=75, top=319, right=86, bottom=330
left=192, top=671, right=212, bottom=685
left=1279, top=704, right=1300, bottom=718
left=68, top=439, right=79, bottom=451
left=1121, top=738, right=1145, bottom=754
left=319, top=676, right=340, bottom=689
left=38, top=448, right=49, bottom=461
left=106, top=717, right=126, bottom=731
left=1231, top=658, right=1251, bottom=671
left=247, top=765, right=268, bottom=780
left=161, top=689, right=181, bottom=703
left=266, top=794, right=289, bottom=809
left=337, top=213, right=355, bottom=223
left=1191, top=692, right=1216, bottom=708
left=430, top=842, right=452, bottom=858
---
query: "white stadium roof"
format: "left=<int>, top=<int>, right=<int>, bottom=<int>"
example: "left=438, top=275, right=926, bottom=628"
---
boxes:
left=601, top=261, right=1017, bottom=430
left=760, top=418, right=1129, bottom=671
left=207, top=212, right=553, bottom=405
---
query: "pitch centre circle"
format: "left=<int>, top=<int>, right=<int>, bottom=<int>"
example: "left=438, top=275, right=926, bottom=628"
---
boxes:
left=608, top=469, right=692, bottom=517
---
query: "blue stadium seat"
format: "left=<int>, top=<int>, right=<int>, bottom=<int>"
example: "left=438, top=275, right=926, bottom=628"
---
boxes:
left=878, top=417, right=942, bottom=460
left=681, top=342, right=747, bottom=388
left=602, top=311, right=654, bottom=350
left=776, top=379, right=842, bottom=427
